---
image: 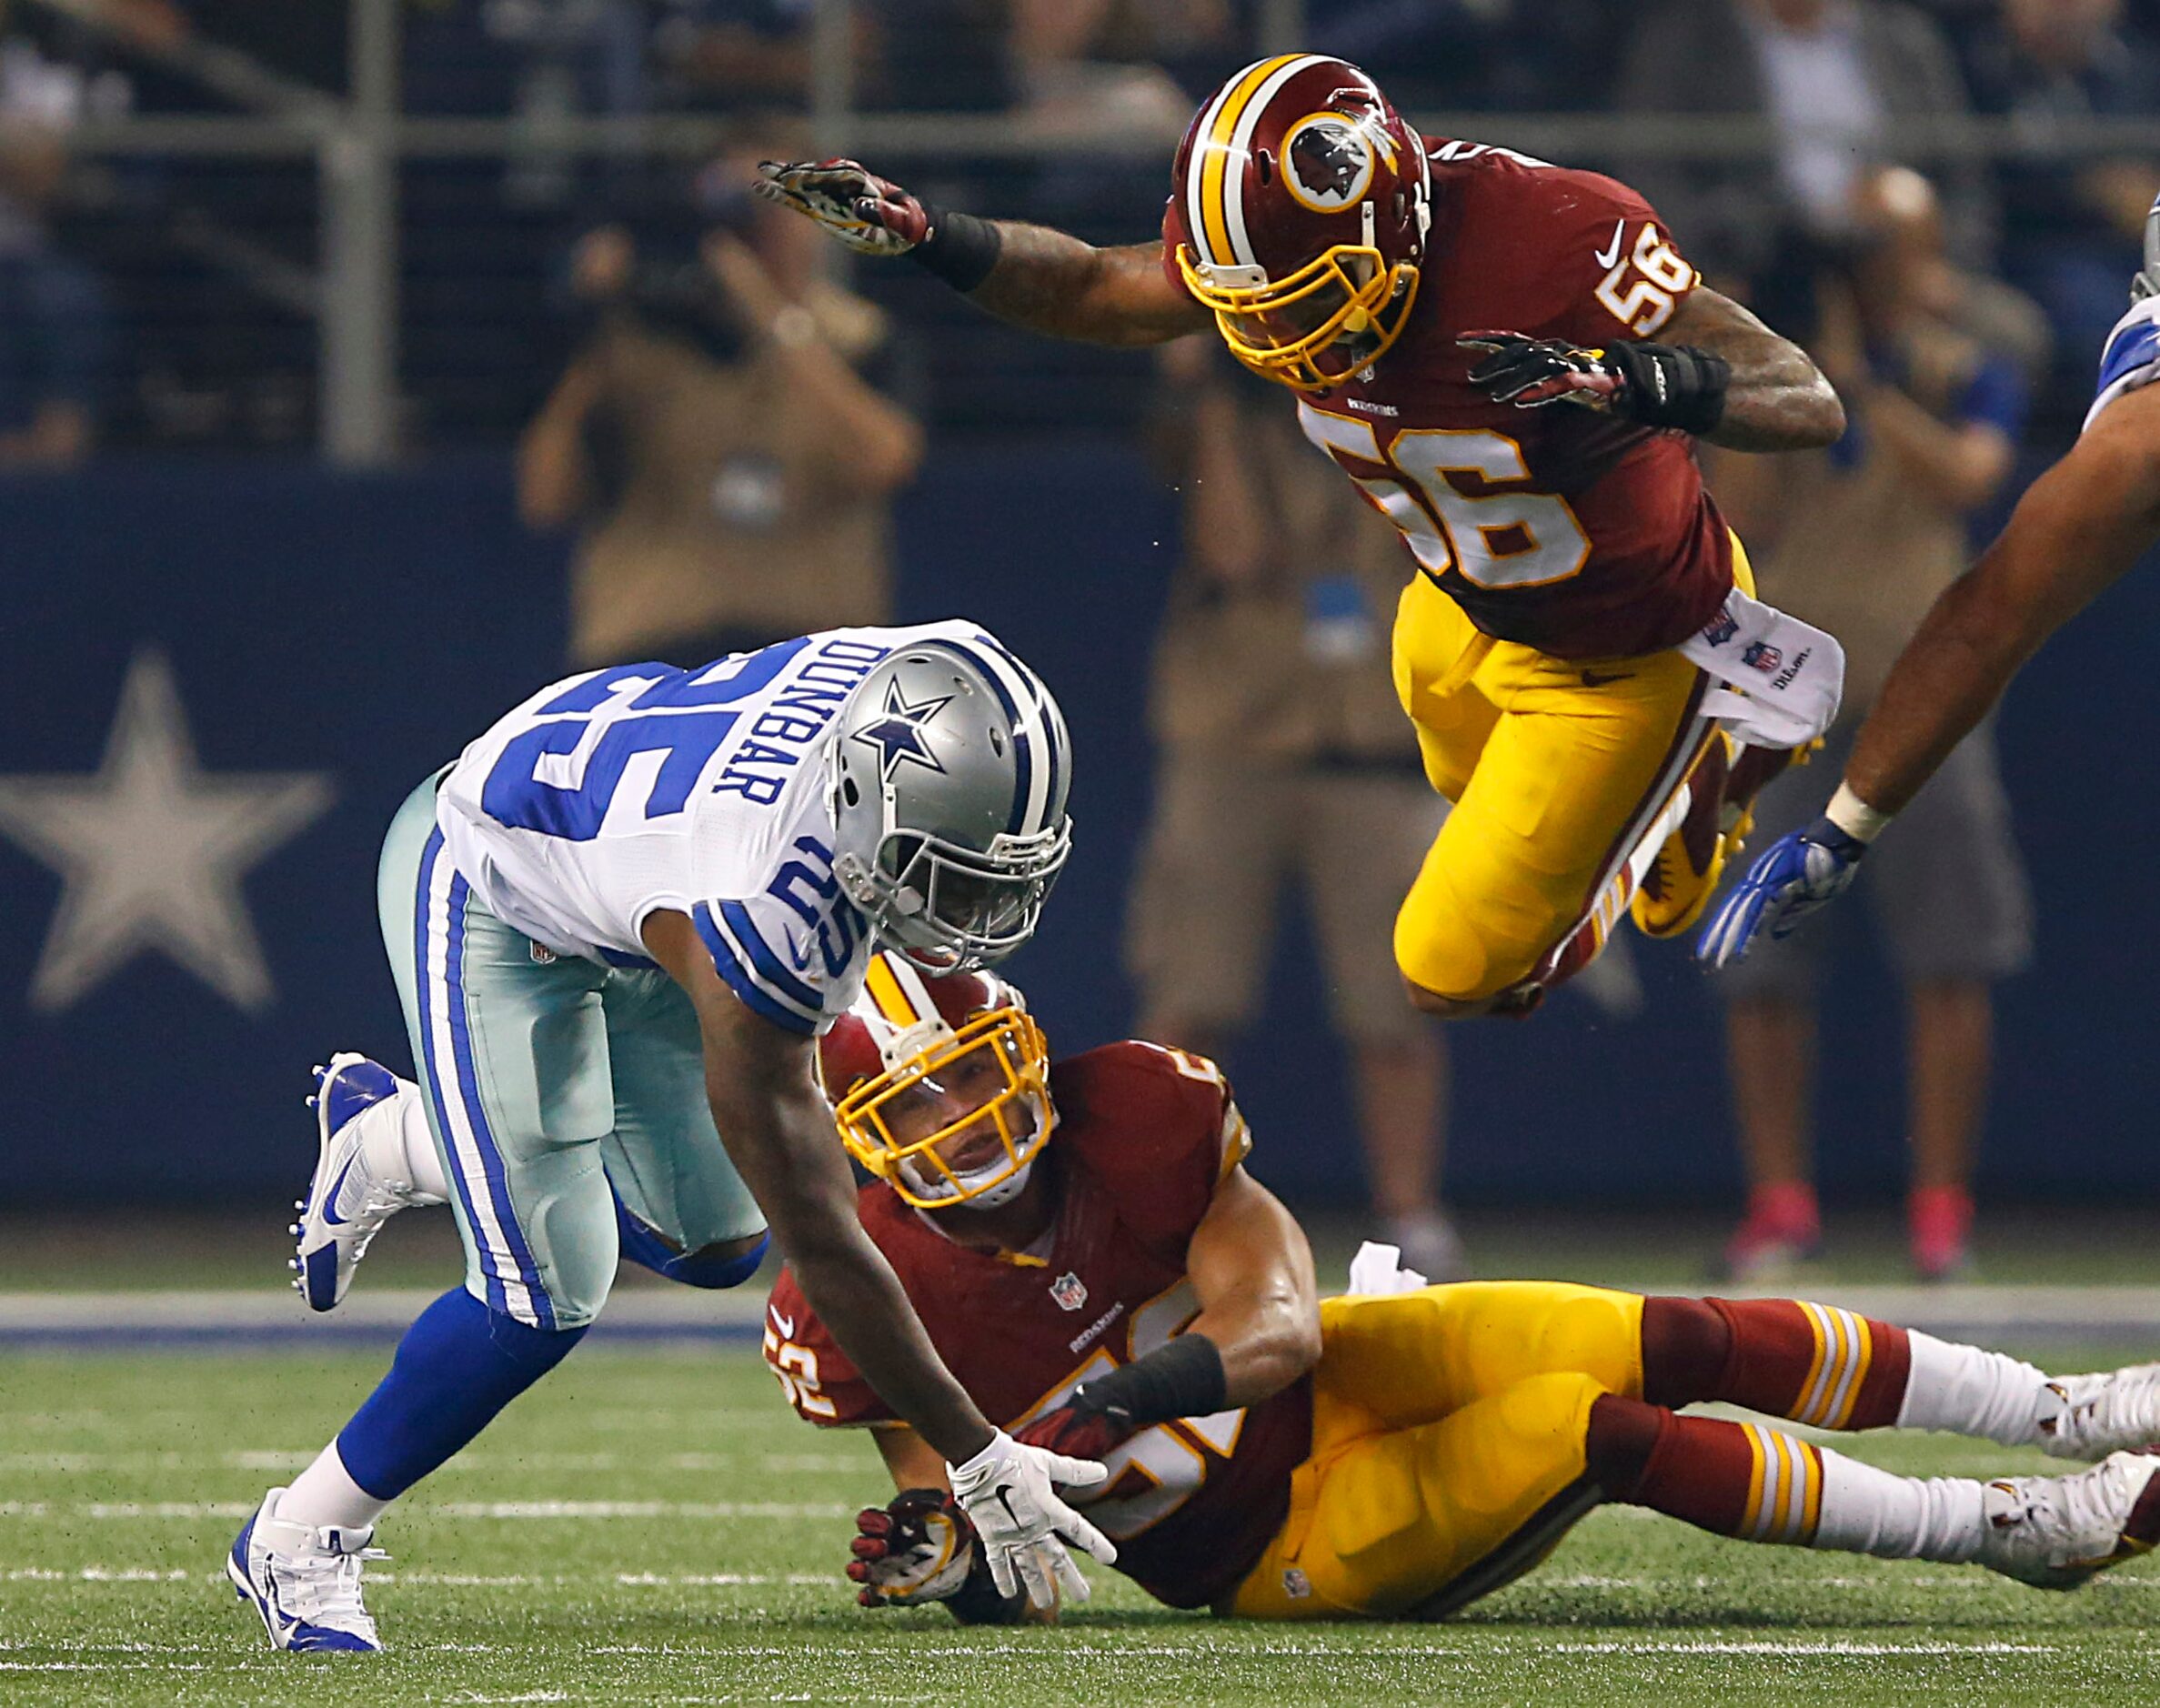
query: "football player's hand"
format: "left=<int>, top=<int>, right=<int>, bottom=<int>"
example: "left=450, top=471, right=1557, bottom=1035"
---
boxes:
left=946, top=1429, right=1116, bottom=1609
left=753, top=159, right=929, bottom=256
left=1460, top=331, right=1729, bottom=432
left=1695, top=818, right=1867, bottom=970
left=848, top=1488, right=977, bottom=1608
left=1013, top=1398, right=1140, bottom=1463
left=1459, top=331, right=1627, bottom=411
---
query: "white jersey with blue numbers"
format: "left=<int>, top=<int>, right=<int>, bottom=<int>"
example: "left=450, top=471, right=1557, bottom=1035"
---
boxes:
left=2085, top=295, right=2160, bottom=432
left=435, top=622, right=990, bottom=1035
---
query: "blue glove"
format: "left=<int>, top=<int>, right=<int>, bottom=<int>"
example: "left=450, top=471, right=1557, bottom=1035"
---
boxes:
left=1695, top=818, right=1868, bottom=969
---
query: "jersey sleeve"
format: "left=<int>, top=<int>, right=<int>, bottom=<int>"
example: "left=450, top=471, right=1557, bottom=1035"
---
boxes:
left=1558, top=173, right=1703, bottom=346
left=2085, top=296, right=2160, bottom=434
left=1071, top=1042, right=1251, bottom=1261
left=693, top=882, right=864, bottom=1037
left=760, top=1271, right=898, bottom=1430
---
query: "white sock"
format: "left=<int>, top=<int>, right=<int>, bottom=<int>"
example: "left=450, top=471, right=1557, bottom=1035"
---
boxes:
left=279, top=1441, right=391, bottom=1532
left=1813, top=1444, right=1987, bottom=1563
left=364, top=1075, right=450, bottom=1202
left=1895, top=1331, right=2046, bottom=1447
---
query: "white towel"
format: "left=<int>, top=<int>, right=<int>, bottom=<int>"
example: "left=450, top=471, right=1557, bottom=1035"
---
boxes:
left=1681, top=586, right=1845, bottom=749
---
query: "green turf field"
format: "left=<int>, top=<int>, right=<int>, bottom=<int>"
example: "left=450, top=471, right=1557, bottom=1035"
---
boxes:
left=5, top=1346, right=2160, bottom=1707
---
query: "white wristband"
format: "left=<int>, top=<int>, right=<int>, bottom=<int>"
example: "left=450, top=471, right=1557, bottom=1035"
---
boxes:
left=1824, top=781, right=1893, bottom=843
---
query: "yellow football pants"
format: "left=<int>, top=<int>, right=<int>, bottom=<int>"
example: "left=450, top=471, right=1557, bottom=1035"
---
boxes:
left=1229, top=1282, right=1645, bottom=1621
left=1390, top=543, right=1755, bottom=1001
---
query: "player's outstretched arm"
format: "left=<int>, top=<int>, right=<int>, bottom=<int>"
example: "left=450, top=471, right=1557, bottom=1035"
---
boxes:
left=1660, top=286, right=1845, bottom=454
left=1844, top=383, right=2160, bottom=819
left=640, top=910, right=997, bottom=1463
left=756, top=158, right=1209, bottom=347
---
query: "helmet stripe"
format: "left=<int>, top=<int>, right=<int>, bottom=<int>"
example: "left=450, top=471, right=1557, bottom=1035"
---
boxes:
left=864, top=951, right=921, bottom=1028
left=1221, top=54, right=1329, bottom=267
left=925, top=634, right=1045, bottom=838
left=1194, top=55, right=1301, bottom=268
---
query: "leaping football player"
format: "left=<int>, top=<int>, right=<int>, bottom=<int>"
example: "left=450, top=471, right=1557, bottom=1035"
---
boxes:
left=758, top=55, right=1850, bottom=1017
left=767, top=950, right=2160, bottom=1623
left=227, top=625, right=1117, bottom=1653
left=1701, top=200, right=2160, bottom=965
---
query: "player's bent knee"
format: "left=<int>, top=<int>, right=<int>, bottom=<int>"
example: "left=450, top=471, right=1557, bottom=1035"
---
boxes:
left=658, top=1231, right=771, bottom=1291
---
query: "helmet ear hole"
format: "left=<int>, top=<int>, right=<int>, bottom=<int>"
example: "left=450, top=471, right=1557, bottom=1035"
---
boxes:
left=842, top=776, right=860, bottom=808
left=1256, top=147, right=1274, bottom=186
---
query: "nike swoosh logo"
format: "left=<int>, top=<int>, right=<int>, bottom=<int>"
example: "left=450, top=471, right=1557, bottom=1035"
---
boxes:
left=318, top=1155, right=361, bottom=1228
left=1594, top=219, right=1627, bottom=270
left=769, top=1307, right=796, bottom=1338
left=994, top=1485, right=1022, bottom=1531
left=1580, top=669, right=1633, bottom=688
left=781, top=927, right=815, bottom=971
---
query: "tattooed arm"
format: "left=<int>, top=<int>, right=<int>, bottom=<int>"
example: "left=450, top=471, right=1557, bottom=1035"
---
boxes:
left=965, top=228, right=1212, bottom=347
left=1662, top=286, right=1845, bottom=454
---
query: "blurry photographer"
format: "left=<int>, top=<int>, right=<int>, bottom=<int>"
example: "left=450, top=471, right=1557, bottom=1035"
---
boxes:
left=518, top=124, right=922, bottom=668
left=1705, top=167, right=2036, bottom=1282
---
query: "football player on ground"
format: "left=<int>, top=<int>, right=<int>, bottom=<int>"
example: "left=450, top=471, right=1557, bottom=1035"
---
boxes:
left=227, top=627, right=1117, bottom=1653
left=1701, top=201, right=2160, bottom=965
left=765, top=951, right=2160, bottom=1622
left=758, top=55, right=1849, bottom=1019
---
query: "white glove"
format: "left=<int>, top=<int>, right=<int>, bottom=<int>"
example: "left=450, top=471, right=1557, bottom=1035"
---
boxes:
left=946, top=1429, right=1116, bottom=1609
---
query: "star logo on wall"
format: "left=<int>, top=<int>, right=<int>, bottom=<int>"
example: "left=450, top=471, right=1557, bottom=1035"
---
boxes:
left=850, top=679, right=953, bottom=781
left=0, top=648, right=335, bottom=1013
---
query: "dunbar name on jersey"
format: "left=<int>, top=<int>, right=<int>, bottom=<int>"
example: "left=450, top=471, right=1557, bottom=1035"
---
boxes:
left=765, top=1041, right=1302, bottom=1609
left=436, top=620, right=1017, bottom=1034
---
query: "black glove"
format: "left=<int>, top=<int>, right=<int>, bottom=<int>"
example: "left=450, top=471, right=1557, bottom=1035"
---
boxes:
left=1458, top=331, right=1729, bottom=435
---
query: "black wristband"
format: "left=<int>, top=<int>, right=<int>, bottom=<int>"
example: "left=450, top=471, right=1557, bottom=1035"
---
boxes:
left=1072, top=1333, right=1228, bottom=1428
left=1609, top=342, right=1730, bottom=435
left=908, top=205, right=1003, bottom=294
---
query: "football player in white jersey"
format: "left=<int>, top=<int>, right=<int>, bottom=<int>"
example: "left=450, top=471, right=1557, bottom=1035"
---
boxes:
left=227, top=625, right=1118, bottom=1652
left=1702, top=200, right=2160, bottom=963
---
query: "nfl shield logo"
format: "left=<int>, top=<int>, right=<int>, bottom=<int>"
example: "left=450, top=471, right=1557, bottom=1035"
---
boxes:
left=1050, top=1271, right=1088, bottom=1312
left=1701, top=608, right=1741, bottom=648
left=1742, top=640, right=1783, bottom=674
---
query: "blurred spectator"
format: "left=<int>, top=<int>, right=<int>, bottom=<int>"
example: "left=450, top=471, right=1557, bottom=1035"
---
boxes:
left=1127, top=337, right=1463, bottom=1282
left=1618, top=0, right=1994, bottom=286
left=517, top=121, right=923, bottom=668
left=1958, top=0, right=2160, bottom=390
left=1704, top=167, right=2034, bottom=1283
left=0, top=35, right=116, bottom=467
left=1009, top=0, right=1231, bottom=140
left=1312, top=0, right=1631, bottom=113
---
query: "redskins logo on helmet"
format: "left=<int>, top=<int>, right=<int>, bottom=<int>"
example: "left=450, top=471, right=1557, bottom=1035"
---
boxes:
left=1165, top=55, right=1431, bottom=392
left=817, top=950, right=1054, bottom=1211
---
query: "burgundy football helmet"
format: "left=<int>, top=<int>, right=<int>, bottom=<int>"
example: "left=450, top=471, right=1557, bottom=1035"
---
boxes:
left=1166, top=55, right=1432, bottom=392
left=817, top=950, right=1054, bottom=1211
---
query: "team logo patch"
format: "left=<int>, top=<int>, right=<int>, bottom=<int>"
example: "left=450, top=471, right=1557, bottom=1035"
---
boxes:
left=1281, top=115, right=1375, bottom=213
left=1742, top=640, right=1783, bottom=674
left=1282, top=1566, right=1312, bottom=1599
left=1050, top=1271, right=1089, bottom=1312
left=851, top=679, right=954, bottom=780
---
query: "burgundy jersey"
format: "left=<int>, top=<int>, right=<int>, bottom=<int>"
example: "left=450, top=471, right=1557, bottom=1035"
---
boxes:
left=1203, top=140, right=1736, bottom=662
left=763, top=1041, right=1312, bottom=1610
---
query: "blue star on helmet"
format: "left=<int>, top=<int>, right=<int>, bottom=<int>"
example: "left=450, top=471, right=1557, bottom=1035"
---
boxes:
left=852, top=679, right=955, bottom=780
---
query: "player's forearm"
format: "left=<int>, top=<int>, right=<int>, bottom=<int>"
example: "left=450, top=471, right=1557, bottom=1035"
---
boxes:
left=1667, top=289, right=1844, bottom=453
left=1845, top=419, right=2160, bottom=815
left=966, top=228, right=1207, bottom=347
left=779, top=1208, right=994, bottom=1463
left=1185, top=1176, right=1322, bottom=1406
left=1188, top=1290, right=1321, bottom=1408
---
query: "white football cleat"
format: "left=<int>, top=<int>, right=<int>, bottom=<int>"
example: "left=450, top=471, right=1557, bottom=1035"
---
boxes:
left=2037, top=1363, right=2160, bottom=1460
left=292, top=1052, right=444, bottom=1311
left=1975, top=1450, right=2160, bottom=1590
left=226, top=1486, right=386, bottom=1652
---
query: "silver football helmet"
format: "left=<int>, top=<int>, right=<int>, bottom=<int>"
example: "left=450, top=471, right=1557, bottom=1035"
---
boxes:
left=828, top=633, right=1072, bottom=972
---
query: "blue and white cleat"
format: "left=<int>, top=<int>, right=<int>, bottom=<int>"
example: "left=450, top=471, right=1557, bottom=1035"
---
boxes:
left=292, top=1052, right=443, bottom=1311
left=226, top=1486, right=386, bottom=1652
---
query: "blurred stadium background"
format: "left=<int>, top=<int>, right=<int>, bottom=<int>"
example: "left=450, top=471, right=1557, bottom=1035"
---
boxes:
left=2, top=0, right=2157, bottom=1307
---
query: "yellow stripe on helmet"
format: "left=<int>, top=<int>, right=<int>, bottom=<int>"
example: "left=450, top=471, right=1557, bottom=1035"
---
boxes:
left=1196, top=54, right=1303, bottom=268
left=863, top=953, right=921, bottom=1028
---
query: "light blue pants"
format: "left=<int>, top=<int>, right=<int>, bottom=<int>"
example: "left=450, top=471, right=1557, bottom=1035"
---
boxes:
left=376, top=775, right=764, bottom=1329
